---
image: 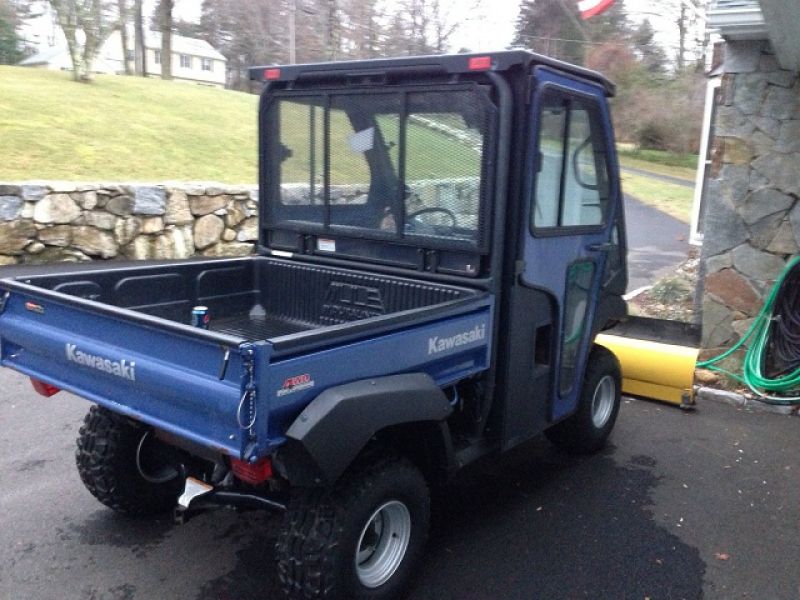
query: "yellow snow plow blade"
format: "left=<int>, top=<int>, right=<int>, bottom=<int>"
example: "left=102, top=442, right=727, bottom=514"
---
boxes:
left=596, top=317, right=700, bottom=408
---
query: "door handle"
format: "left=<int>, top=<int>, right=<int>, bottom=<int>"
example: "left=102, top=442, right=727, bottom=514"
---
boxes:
left=586, top=242, right=615, bottom=252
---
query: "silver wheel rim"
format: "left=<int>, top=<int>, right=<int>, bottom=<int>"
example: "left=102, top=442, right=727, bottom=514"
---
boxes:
left=591, top=375, right=616, bottom=429
left=355, top=500, right=412, bottom=589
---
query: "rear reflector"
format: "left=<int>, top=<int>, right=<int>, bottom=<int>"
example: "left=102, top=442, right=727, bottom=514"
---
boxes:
left=468, top=56, right=492, bottom=71
left=231, top=457, right=273, bottom=485
left=31, top=378, right=60, bottom=397
left=264, top=68, right=281, bottom=81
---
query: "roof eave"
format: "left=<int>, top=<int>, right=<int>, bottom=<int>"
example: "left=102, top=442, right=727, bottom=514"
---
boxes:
left=707, top=6, right=768, bottom=40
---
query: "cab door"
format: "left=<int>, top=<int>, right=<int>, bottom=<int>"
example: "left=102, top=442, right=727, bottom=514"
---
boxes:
left=522, top=67, right=623, bottom=422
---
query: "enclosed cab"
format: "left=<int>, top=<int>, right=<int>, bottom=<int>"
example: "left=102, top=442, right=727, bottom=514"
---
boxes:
left=0, top=51, right=627, bottom=600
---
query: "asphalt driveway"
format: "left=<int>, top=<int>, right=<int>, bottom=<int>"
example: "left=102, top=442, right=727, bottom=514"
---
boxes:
left=625, top=193, right=692, bottom=293
left=1, top=367, right=798, bottom=600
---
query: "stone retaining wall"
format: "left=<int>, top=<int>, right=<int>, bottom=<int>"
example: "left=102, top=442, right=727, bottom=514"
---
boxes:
left=0, top=183, right=259, bottom=265
left=701, top=40, right=800, bottom=351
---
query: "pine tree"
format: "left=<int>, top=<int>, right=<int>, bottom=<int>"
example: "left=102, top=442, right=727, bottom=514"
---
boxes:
left=513, top=0, right=586, bottom=65
left=632, top=18, right=667, bottom=73
left=0, top=0, right=25, bottom=64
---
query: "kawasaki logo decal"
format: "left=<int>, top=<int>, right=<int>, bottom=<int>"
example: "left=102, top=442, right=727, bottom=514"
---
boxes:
left=65, top=344, right=136, bottom=381
left=428, top=324, right=486, bottom=355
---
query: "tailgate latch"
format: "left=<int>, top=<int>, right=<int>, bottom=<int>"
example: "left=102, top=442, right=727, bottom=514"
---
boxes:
left=236, top=345, right=257, bottom=436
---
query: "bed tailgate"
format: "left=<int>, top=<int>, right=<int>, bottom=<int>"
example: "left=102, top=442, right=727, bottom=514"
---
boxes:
left=0, top=288, right=252, bottom=458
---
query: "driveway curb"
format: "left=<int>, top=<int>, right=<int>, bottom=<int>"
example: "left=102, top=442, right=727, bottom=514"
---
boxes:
left=697, top=386, right=800, bottom=416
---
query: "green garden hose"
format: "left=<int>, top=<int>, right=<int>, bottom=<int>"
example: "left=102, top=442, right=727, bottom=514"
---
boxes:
left=697, top=255, right=800, bottom=405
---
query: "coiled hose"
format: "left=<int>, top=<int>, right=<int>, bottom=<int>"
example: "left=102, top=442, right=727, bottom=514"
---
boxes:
left=696, top=255, right=800, bottom=405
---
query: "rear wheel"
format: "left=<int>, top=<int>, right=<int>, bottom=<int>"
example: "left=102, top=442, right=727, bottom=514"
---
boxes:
left=75, top=405, right=184, bottom=516
left=277, top=456, right=430, bottom=599
left=546, top=345, right=621, bottom=454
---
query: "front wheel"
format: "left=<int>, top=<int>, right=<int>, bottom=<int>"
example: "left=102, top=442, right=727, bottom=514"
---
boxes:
left=277, top=456, right=430, bottom=599
left=545, top=345, right=622, bottom=454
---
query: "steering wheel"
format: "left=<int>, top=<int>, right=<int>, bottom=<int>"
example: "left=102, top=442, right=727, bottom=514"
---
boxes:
left=406, top=207, right=457, bottom=232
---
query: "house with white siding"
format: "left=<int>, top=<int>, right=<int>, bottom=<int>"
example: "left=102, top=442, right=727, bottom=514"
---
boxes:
left=21, top=28, right=227, bottom=89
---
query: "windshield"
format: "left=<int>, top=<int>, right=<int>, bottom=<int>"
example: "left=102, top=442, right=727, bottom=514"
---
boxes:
left=265, top=87, right=492, bottom=250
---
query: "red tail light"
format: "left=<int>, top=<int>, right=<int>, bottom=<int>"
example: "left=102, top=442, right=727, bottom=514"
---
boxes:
left=264, top=68, right=281, bottom=81
left=231, top=457, right=273, bottom=485
left=31, top=378, right=60, bottom=397
left=468, top=56, right=492, bottom=71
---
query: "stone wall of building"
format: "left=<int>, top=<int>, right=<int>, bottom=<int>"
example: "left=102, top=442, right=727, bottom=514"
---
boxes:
left=0, top=183, right=259, bottom=265
left=701, top=40, right=800, bottom=351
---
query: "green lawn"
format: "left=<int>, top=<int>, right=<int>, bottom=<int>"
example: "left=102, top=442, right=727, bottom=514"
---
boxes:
left=0, top=66, right=258, bottom=182
left=0, top=67, right=480, bottom=184
left=618, top=154, right=696, bottom=182
left=617, top=147, right=698, bottom=173
left=621, top=171, right=694, bottom=223
left=0, top=67, right=692, bottom=223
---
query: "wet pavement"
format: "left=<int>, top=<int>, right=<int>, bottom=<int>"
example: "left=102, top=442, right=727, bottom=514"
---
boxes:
left=1, top=367, right=799, bottom=600
left=625, top=194, right=692, bottom=293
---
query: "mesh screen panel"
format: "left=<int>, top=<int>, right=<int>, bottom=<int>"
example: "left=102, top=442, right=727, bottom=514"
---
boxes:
left=269, top=87, right=491, bottom=249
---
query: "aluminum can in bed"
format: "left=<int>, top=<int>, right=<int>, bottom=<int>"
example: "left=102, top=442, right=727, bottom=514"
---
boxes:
left=191, top=306, right=210, bottom=329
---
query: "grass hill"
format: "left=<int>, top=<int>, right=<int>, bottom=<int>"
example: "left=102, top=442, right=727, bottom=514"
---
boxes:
left=0, top=66, right=258, bottom=183
left=0, top=66, right=693, bottom=222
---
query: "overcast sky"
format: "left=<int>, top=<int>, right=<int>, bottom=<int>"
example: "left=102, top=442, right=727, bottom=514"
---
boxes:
left=167, top=0, right=699, bottom=56
left=28, top=0, right=703, bottom=64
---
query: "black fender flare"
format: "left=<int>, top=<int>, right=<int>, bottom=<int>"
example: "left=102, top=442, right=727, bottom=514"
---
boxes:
left=274, top=373, right=452, bottom=486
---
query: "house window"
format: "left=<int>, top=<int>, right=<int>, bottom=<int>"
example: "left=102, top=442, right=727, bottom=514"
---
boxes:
left=154, top=50, right=161, bottom=65
left=180, top=54, right=192, bottom=69
left=201, top=57, right=213, bottom=72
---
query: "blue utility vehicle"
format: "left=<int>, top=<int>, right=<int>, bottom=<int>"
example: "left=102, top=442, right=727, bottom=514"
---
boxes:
left=0, top=51, right=628, bottom=599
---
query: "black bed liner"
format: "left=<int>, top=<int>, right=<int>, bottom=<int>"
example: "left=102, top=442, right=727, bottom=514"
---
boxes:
left=1, top=256, right=480, bottom=348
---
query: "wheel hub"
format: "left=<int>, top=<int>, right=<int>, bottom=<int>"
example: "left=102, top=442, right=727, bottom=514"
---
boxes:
left=355, top=500, right=412, bottom=588
left=591, top=374, right=616, bottom=428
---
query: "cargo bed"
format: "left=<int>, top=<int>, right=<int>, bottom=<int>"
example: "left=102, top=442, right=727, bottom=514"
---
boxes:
left=1, top=256, right=478, bottom=348
left=0, top=256, right=491, bottom=459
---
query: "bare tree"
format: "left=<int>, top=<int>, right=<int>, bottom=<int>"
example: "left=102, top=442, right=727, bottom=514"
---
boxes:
left=133, top=0, right=145, bottom=75
left=116, top=0, right=131, bottom=74
left=48, top=0, right=112, bottom=82
left=158, top=0, right=173, bottom=79
left=324, top=0, right=341, bottom=59
left=199, top=0, right=286, bottom=89
left=676, top=0, right=686, bottom=70
left=430, top=0, right=465, bottom=53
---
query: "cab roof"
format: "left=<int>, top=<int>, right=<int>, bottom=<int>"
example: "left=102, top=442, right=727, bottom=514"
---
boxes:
left=249, top=50, right=615, bottom=96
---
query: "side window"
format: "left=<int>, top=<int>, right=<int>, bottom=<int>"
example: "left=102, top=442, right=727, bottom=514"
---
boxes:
left=532, top=96, right=566, bottom=228
left=533, top=89, right=610, bottom=231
